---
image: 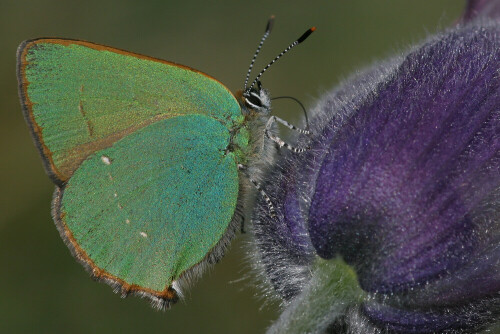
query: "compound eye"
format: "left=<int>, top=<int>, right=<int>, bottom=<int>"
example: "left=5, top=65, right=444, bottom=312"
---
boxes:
left=244, top=91, right=263, bottom=109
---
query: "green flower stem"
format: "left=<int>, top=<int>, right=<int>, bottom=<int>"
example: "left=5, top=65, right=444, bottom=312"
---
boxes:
left=267, top=256, right=366, bottom=334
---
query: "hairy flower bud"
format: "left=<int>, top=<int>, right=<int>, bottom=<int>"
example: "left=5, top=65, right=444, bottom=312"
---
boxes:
left=251, top=6, right=500, bottom=333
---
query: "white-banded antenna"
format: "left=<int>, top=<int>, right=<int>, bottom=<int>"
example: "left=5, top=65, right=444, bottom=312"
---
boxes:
left=244, top=16, right=275, bottom=91
left=246, top=26, right=316, bottom=93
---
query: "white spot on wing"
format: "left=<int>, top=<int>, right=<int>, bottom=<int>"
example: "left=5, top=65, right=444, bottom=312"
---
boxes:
left=140, top=232, right=148, bottom=238
left=101, top=156, right=111, bottom=165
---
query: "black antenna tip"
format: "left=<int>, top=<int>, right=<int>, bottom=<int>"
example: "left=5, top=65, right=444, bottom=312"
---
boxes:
left=297, top=26, right=316, bottom=44
left=266, top=15, right=275, bottom=33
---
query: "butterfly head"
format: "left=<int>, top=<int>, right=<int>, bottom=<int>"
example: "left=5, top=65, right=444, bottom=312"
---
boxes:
left=241, top=81, right=271, bottom=115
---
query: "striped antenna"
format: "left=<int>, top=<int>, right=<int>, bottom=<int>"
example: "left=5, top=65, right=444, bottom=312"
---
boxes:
left=244, top=16, right=275, bottom=91
left=247, top=26, right=316, bottom=93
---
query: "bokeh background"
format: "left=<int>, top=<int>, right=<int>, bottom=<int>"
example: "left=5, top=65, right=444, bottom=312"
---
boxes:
left=1, top=1, right=485, bottom=333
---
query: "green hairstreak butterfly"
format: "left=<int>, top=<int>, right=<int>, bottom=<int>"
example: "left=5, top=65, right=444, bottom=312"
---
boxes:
left=16, top=17, right=315, bottom=309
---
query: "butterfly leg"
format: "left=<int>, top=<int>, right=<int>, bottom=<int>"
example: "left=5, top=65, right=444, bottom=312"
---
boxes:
left=272, top=115, right=311, bottom=135
left=240, top=216, right=246, bottom=234
left=238, top=164, right=276, bottom=218
left=265, top=116, right=310, bottom=153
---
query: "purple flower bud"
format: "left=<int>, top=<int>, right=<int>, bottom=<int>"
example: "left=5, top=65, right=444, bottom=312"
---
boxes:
left=463, top=0, right=500, bottom=21
left=252, top=8, right=500, bottom=334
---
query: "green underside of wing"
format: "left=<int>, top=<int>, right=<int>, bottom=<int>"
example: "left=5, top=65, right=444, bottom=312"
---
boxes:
left=60, top=114, right=238, bottom=292
left=22, top=40, right=242, bottom=179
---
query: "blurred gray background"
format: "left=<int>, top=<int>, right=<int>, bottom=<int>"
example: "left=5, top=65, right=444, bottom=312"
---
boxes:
left=1, top=1, right=466, bottom=333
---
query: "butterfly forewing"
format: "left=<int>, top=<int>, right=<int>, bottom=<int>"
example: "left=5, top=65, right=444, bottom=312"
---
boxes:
left=17, top=39, right=242, bottom=184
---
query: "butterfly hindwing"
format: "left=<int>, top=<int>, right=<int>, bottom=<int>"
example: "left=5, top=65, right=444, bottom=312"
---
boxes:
left=54, top=115, right=239, bottom=306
